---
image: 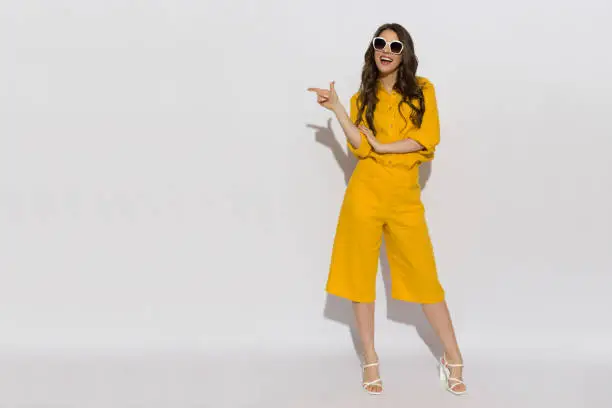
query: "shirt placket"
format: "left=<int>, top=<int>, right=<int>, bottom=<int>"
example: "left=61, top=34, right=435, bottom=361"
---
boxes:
left=389, top=94, right=396, bottom=135
left=382, top=93, right=397, bottom=165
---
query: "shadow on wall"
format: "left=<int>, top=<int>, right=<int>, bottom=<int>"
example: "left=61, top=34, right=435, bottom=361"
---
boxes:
left=307, top=119, right=441, bottom=360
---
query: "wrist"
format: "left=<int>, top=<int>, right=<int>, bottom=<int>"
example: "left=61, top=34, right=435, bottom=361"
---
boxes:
left=331, top=103, right=344, bottom=115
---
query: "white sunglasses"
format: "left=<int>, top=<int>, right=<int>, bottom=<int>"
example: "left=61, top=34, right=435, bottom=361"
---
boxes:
left=372, top=37, right=404, bottom=55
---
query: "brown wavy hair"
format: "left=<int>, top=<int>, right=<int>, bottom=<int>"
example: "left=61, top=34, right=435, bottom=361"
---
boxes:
left=355, top=23, right=425, bottom=135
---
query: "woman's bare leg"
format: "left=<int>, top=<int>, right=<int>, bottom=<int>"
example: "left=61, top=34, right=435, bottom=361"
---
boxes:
left=352, top=301, right=382, bottom=393
left=422, top=300, right=466, bottom=392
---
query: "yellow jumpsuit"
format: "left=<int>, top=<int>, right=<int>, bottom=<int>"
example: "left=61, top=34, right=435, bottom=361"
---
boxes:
left=326, top=76, right=445, bottom=304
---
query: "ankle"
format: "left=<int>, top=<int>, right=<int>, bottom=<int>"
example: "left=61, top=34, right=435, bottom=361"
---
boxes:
left=443, top=352, right=463, bottom=364
left=362, top=349, right=378, bottom=362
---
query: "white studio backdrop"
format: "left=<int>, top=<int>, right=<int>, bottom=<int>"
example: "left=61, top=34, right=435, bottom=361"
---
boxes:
left=1, top=0, right=611, bottom=356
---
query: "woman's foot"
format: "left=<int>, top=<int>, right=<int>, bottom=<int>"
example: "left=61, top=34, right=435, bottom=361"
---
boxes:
left=361, top=352, right=383, bottom=394
left=440, top=354, right=467, bottom=395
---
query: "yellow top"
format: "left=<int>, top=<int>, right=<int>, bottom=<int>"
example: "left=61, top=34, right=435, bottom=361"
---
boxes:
left=348, top=76, right=440, bottom=168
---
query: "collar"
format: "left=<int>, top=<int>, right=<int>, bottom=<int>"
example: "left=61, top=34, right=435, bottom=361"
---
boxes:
left=377, top=81, right=399, bottom=98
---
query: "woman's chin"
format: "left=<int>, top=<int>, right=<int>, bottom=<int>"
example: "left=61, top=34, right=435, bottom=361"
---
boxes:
left=378, top=67, right=397, bottom=75
left=377, top=64, right=398, bottom=75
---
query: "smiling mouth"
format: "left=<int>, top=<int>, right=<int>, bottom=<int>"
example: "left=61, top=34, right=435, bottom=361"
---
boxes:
left=380, top=56, right=394, bottom=65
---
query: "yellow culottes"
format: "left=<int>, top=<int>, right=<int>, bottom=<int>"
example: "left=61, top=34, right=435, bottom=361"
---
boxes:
left=326, top=158, right=445, bottom=304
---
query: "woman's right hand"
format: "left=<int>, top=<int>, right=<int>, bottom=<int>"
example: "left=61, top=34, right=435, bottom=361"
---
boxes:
left=307, top=81, right=341, bottom=112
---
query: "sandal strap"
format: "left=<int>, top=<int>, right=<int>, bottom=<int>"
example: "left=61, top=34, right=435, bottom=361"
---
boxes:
left=363, top=378, right=382, bottom=386
left=441, top=358, right=463, bottom=367
left=448, top=385, right=467, bottom=394
left=361, top=362, right=379, bottom=368
left=448, top=378, right=465, bottom=391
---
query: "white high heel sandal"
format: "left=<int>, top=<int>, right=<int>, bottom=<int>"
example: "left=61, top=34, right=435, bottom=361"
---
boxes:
left=361, top=361, right=383, bottom=395
left=438, top=354, right=468, bottom=396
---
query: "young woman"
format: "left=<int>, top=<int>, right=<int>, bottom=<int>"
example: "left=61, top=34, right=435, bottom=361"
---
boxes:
left=308, top=23, right=467, bottom=396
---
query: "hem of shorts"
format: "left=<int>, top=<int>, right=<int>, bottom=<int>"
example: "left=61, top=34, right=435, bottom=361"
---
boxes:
left=325, top=288, right=375, bottom=303
left=390, top=292, right=445, bottom=304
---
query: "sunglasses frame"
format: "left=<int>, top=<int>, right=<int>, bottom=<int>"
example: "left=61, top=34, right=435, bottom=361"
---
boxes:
left=372, top=37, right=404, bottom=55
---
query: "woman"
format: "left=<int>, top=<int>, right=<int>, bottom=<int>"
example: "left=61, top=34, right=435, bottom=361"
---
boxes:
left=308, top=23, right=467, bottom=396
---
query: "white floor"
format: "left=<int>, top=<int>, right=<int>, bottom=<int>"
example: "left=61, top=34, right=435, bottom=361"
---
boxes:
left=0, top=348, right=608, bottom=408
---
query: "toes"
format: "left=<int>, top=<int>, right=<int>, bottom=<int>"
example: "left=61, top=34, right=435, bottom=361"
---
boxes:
left=451, top=383, right=466, bottom=392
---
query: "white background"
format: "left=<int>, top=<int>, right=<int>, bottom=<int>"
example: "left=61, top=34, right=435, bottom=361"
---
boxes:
left=2, top=0, right=612, bottom=361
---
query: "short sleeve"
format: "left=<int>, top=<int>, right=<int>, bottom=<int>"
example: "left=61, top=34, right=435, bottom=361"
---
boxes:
left=404, top=78, right=440, bottom=162
left=347, top=93, right=372, bottom=159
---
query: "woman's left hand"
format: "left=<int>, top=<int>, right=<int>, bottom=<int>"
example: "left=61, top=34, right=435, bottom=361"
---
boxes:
left=358, top=125, right=386, bottom=153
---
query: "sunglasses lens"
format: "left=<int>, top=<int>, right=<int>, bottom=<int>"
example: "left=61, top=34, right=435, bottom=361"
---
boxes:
left=390, top=41, right=403, bottom=54
left=373, top=38, right=386, bottom=50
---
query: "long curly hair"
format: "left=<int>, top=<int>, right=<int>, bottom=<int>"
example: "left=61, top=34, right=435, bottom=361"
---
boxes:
left=355, top=23, right=425, bottom=135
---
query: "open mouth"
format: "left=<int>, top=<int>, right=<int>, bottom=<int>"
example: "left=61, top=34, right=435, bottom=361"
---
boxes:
left=380, top=56, right=394, bottom=65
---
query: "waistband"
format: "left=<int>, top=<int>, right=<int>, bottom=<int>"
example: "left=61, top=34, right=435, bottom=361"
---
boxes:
left=354, top=157, right=421, bottom=186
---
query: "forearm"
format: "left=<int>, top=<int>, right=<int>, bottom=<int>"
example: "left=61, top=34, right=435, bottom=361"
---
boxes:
left=333, top=104, right=362, bottom=149
left=378, top=138, right=424, bottom=154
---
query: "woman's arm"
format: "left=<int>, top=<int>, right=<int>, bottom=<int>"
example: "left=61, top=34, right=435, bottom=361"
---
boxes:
left=308, top=81, right=369, bottom=153
left=333, top=102, right=366, bottom=151
left=358, top=129, right=424, bottom=153
left=308, top=82, right=371, bottom=158
left=378, top=139, right=424, bottom=153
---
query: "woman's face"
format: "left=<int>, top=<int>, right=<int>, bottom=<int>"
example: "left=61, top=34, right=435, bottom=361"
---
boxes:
left=373, top=29, right=403, bottom=75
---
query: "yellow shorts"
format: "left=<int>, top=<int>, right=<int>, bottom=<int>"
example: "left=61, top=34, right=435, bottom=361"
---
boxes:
left=326, top=158, right=445, bottom=304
